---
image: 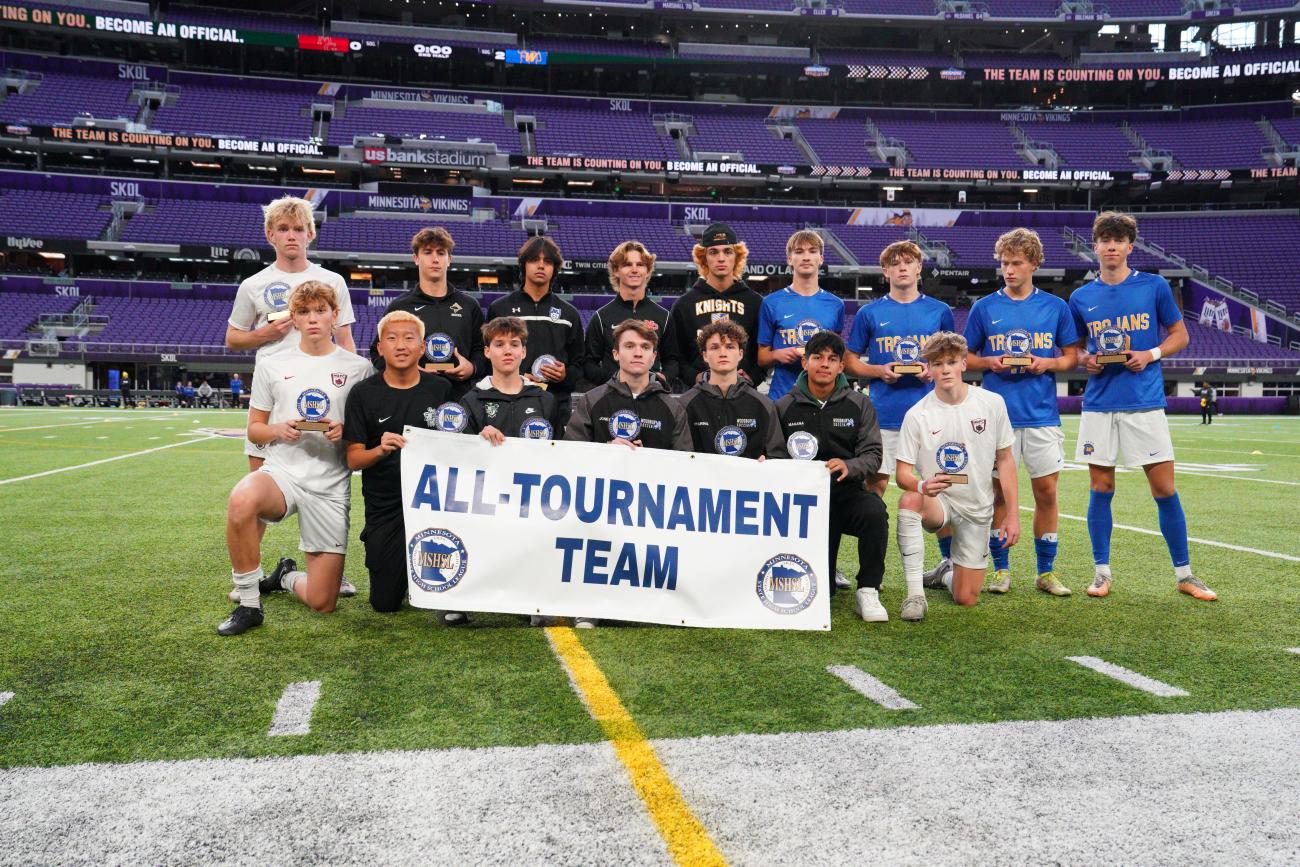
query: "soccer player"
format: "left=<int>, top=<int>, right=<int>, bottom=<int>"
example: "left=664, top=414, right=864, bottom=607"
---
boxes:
left=371, top=227, right=484, bottom=401
left=217, top=281, right=373, bottom=636
left=584, top=241, right=669, bottom=386
left=962, top=228, right=1079, bottom=596
left=565, top=319, right=691, bottom=628
left=775, top=332, right=889, bottom=620
left=757, top=229, right=845, bottom=402
left=463, top=316, right=559, bottom=444
left=895, top=333, right=1018, bottom=621
left=343, top=311, right=452, bottom=615
left=226, top=195, right=356, bottom=471
left=1069, top=212, right=1215, bottom=601
left=679, top=320, right=786, bottom=459
left=487, top=237, right=584, bottom=426
left=662, top=222, right=764, bottom=389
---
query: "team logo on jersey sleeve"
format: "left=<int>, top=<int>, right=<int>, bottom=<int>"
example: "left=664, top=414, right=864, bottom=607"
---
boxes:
left=262, top=282, right=291, bottom=310
left=893, top=337, right=922, bottom=365
left=549, top=307, right=562, bottom=322
left=787, top=431, right=819, bottom=460
left=408, top=528, right=468, bottom=593
left=296, top=388, right=330, bottom=420
left=425, top=332, right=455, bottom=363
left=795, top=319, right=822, bottom=345
left=755, top=554, right=817, bottom=615
left=433, top=402, right=468, bottom=432
left=520, top=418, right=553, bottom=440
left=714, top=425, right=747, bottom=456
left=609, top=408, right=642, bottom=440
left=531, top=354, right=558, bottom=380
left=331, top=372, right=348, bottom=387
left=936, top=441, right=969, bottom=475
left=1004, top=328, right=1033, bottom=359
left=1097, top=327, right=1127, bottom=354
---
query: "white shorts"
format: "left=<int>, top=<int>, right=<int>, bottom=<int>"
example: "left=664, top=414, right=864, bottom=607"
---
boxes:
left=244, top=436, right=268, bottom=459
left=1075, top=409, right=1174, bottom=468
left=993, top=426, right=1065, bottom=480
left=259, top=467, right=350, bottom=554
left=937, top=498, right=994, bottom=571
left=875, top=428, right=899, bottom=479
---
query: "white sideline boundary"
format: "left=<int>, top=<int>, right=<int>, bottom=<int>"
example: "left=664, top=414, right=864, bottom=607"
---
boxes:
left=1026, top=507, right=1300, bottom=563
left=0, top=435, right=219, bottom=486
left=1065, top=656, right=1189, bottom=697
left=827, top=665, right=919, bottom=710
left=267, top=681, right=322, bottom=737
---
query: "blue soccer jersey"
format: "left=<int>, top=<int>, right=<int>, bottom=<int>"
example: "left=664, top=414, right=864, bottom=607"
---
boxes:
left=757, top=287, right=846, bottom=401
left=846, top=293, right=955, bottom=429
left=964, top=287, right=1079, bottom=428
left=1068, top=270, right=1181, bottom=412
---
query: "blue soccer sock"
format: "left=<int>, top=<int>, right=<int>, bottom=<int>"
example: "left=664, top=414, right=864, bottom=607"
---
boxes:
left=1154, top=492, right=1191, bottom=570
left=1087, top=490, right=1114, bottom=566
left=938, top=534, right=952, bottom=560
left=1035, top=533, right=1059, bottom=575
left=988, top=533, right=1010, bottom=571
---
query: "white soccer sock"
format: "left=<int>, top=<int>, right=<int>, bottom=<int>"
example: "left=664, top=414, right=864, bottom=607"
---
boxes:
left=941, top=569, right=954, bottom=593
left=1174, top=564, right=1193, bottom=580
left=233, top=567, right=262, bottom=609
left=897, top=508, right=925, bottom=597
left=281, top=570, right=307, bottom=594
left=1095, top=563, right=1112, bottom=579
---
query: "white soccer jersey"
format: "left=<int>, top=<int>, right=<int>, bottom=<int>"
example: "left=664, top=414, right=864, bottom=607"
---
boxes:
left=228, top=263, right=356, bottom=360
left=249, top=346, right=374, bottom=495
left=897, top=385, right=1014, bottom=523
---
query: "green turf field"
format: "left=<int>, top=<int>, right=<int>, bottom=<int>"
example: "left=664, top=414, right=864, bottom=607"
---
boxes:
left=1, top=407, right=1297, bottom=770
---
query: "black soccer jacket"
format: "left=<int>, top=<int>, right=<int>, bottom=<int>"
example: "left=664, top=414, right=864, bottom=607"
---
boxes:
left=564, top=376, right=691, bottom=451
left=461, top=378, right=559, bottom=440
left=677, top=379, right=786, bottom=459
left=486, top=287, right=585, bottom=399
left=661, top=277, right=764, bottom=389
left=775, top=372, right=883, bottom=490
left=583, top=294, right=670, bottom=387
left=369, top=285, right=485, bottom=399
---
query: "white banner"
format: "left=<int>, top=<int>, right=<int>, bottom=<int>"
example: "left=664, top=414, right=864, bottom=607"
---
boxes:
left=400, top=428, right=831, bottom=630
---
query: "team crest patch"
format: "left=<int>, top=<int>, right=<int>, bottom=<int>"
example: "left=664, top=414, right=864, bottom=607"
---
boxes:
left=331, top=372, right=348, bottom=387
left=450, top=302, right=463, bottom=314
left=485, top=402, right=499, bottom=419
left=433, top=402, right=467, bottom=433
left=262, top=281, right=291, bottom=310
left=609, top=408, right=642, bottom=440
left=971, top=418, right=986, bottom=434
left=936, top=441, right=970, bottom=475
left=714, top=425, right=747, bottom=456
left=786, top=431, right=819, bottom=460
left=296, top=388, right=330, bottom=421
left=520, top=418, right=553, bottom=440
left=1083, top=441, right=1095, bottom=456
left=549, top=306, right=562, bottom=321
left=755, top=554, right=817, bottom=615
left=408, top=528, right=468, bottom=593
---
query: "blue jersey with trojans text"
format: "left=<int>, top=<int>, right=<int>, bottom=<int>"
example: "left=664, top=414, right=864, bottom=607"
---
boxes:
left=757, top=286, right=846, bottom=401
left=846, top=293, right=955, bottom=429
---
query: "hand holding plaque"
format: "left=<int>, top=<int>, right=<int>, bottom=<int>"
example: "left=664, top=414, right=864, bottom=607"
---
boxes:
left=892, top=338, right=924, bottom=375
left=936, top=442, right=970, bottom=484
left=1096, top=327, right=1130, bottom=365
left=528, top=354, right=558, bottom=390
left=423, top=332, right=458, bottom=372
left=1001, top=328, right=1034, bottom=369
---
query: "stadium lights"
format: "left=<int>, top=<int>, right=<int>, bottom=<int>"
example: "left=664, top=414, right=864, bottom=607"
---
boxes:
left=301, top=167, right=335, bottom=175
left=514, top=178, right=545, bottom=184
left=1023, top=188, right=1039, bottom=194
left=37, top=252, right=65, bottom=261
left=1292, top=88, right=1300, bottom=103
left=189, top=161, right=221, bottom=169
left=566, top=180, right=594, bottom=187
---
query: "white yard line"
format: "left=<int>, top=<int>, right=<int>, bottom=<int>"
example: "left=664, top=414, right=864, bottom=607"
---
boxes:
left=267, top=681, right=323, bottom=737
left=0, top=691, right=12, bottom=708
left=0, top=418, right=112, bottom=433
left=1065, top=656, right=1189, bottom=697
left=1172, top=469, right=1300, bottom=487
left=0, top=436, right=219, bottom=486
left=827, top=665, right=920, bottom=710
left=1029, top=507, right=1300, bottom=563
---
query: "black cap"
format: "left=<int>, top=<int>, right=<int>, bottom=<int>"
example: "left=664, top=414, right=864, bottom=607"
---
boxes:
left=700, top=222, right=737, bottom=247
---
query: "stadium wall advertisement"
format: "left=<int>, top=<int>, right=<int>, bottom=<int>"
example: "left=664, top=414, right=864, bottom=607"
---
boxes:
left=400, top=429, right=832, bottom=630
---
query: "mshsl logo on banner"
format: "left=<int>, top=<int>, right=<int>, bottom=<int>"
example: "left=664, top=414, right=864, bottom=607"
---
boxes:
left=400, top=428, right=831, bottom=630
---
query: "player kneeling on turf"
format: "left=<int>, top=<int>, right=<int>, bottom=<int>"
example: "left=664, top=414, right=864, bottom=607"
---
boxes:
left=218, top=281, right=373, bottom=636
left=894, top=332, right=1018, bottom=619
left=343, top=311, right=453, bottom=616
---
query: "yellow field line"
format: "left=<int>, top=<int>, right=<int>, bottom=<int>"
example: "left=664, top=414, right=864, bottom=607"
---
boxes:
left=545, top=626, right=726, bottom=867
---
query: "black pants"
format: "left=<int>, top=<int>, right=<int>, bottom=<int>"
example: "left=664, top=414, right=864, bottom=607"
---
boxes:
left=361, top=514, right=407, bottom=613
left=828, top=483, right=889, bottom=591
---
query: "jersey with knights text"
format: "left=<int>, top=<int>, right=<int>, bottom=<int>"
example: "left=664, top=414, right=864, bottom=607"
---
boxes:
left=963, top=287, right=1079, bottom=428
left=343, top=371, right=451, bottom=524
left=249, top=346, right=374, bottom=496
left=228, top=262, right=356, bottom=360
left=1068, top=270, right=1181, bottom=413
left=846, top=293, right=955, bottom=430
left=661, top=278, right=764, bottom=388
left=897, top=385, right=1014, bottom=523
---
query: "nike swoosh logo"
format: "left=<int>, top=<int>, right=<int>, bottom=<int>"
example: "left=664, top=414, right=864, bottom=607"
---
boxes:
left=1149, top=451, right=1159, bottom=456
left=414, top=306, right=425, bottom=311
left=991, top=319, right=1002, bottom=325
left=930, top=429, right=942, bottom=435
left=379, top=416, right=391, bottom=423
left=525, top=408, right=536, bottom=414
left=879, top=321, right=890, bottom=327
left=1087, top=305, right=1099, bottom=312
left=283, top=375, right=295, bottom=380
left=782, top=313, right=795, bottom=320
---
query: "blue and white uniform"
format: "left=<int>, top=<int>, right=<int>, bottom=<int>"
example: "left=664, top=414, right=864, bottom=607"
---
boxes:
left=757, top=286, right=845, bottom=401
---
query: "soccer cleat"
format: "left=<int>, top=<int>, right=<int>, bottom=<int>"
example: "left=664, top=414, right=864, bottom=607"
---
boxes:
left=834, top=570, right=852, bottom=591
left=574, top=617, right=600, bottom=629
left=1177, top=576, right=1218, bottom=601
left=1086, top=574, right=1112, bottom=597
left=922, top=557, right=952, bottom=590
left=258, top=557, right=297, bottom=596
left=985, top=569, right=1011, bottom=594
left=439, top=610, right=470, bottom=625
left=217, top=605, right=263, bottom=636
left=338, top=577, right=357, bottom=598
left=1035, top=572, right=1072, bottom=597
left=853, top=587, right=889, bottom=623
left=900, top=594, right=927, bottom=622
